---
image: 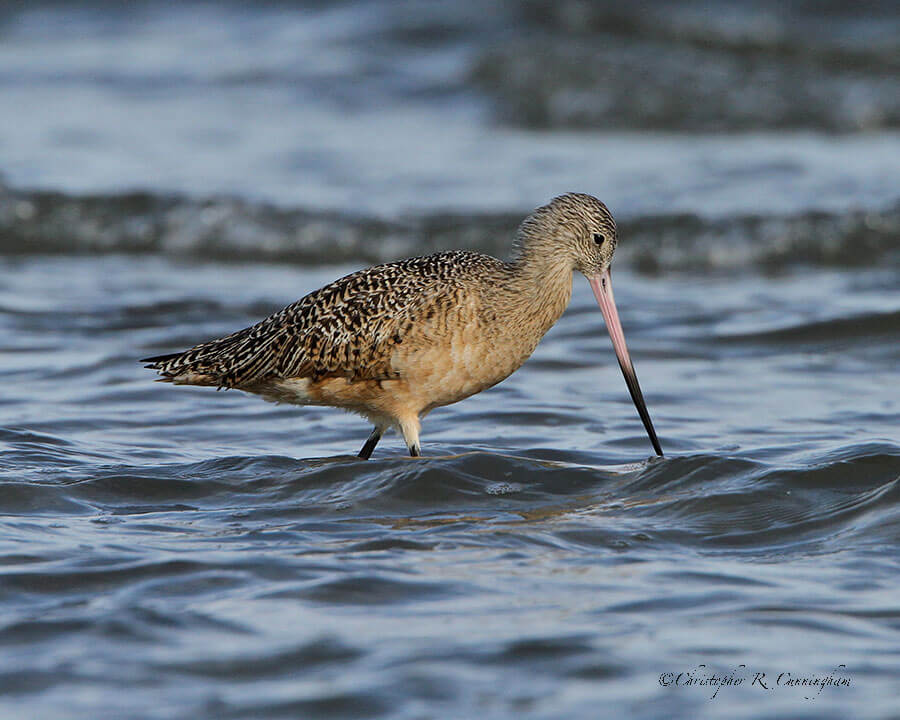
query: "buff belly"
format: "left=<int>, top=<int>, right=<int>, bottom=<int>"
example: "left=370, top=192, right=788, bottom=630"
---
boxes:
left=247, top=326, right=530, bottom=424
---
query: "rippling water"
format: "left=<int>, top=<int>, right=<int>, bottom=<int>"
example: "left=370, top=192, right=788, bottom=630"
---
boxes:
left=2, top=255, right=899, bottom=718
left=2, top=2, right=900, bottom=718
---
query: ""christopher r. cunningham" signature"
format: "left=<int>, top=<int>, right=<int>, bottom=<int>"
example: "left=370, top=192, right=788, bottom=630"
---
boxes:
left=658, top=664, right=851, bottom=700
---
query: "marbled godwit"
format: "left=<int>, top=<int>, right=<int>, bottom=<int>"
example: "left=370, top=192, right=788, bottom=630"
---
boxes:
left=142, top=193, right=663, bottom=458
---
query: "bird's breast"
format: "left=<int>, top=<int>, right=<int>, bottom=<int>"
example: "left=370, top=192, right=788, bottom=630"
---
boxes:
left=391, top=308, right=539, bottom=412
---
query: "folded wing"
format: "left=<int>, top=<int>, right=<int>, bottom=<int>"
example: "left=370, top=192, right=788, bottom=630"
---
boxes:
left=142, top=252, right=489, bottom=388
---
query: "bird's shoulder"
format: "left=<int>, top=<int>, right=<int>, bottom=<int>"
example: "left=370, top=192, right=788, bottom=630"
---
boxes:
left=284, top=250, right=502, bottom=321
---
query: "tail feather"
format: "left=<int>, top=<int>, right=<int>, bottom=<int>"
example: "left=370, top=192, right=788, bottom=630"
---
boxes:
left=141, top=349, right=198, bottom=378
left=141, top=348, right=220, bottom=387
left=141, top=319, right=298, bottom=388
left=140, top=330, right=254, bottom=387
left=141, top=352, right=182, bottom=366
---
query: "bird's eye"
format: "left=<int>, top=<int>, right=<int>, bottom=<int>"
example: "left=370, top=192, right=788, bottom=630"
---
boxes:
left=593, top=233, right=605, bottom=246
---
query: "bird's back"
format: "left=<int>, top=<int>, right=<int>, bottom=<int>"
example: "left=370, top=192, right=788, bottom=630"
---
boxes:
left=143, top=250, right=507, bottom=390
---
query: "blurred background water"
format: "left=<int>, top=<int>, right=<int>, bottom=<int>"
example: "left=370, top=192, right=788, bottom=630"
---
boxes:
left=1, top=2, right=899, bottom=718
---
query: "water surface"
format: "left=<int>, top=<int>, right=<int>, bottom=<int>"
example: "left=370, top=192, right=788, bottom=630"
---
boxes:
left=1, top=2, right=899, bottom=718
left=2, top=254, right=898, bottom=719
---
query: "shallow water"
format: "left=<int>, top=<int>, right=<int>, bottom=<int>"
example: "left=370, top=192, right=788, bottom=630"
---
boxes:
left=2, top=255, right=899, bottom=718
left=2, top=2, right=900, bottom=718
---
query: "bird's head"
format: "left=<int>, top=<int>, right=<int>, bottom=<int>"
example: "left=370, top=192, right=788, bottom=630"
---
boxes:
left=515, top=192, right=663, bottom=457
left=515, top=192, right=618, bottom=277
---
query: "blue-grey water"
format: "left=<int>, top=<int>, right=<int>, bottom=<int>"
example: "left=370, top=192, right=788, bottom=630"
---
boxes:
left=1, top=2, right=899, bottom=719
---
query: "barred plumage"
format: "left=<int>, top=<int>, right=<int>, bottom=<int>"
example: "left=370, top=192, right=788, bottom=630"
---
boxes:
left=143, top=250, right=505, bottom=387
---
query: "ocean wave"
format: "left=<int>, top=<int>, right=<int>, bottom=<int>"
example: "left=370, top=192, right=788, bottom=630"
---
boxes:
left=716, top=310, right=900, bottom=345
left=472, top=1, right=900, bottom=132
left=1, top=184, right=897, bottom=273
left=2, top=443, right=899, bottom=554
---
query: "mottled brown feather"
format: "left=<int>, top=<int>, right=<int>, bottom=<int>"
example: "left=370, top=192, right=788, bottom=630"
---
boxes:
left=144, top=250, right=506, bottom=387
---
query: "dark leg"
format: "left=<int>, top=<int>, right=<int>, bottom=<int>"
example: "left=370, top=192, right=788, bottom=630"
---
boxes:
left=357, top=427, right=383, bottom=459
left=408, top=444, right=420, bottom=457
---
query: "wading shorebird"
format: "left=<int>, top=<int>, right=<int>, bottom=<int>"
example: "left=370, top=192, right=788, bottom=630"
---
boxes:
left=143, top=193, right=663, bottom=458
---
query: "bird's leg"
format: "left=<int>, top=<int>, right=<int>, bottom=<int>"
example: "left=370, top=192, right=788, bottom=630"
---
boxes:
left=398, top=416, right=421, bottom=458
left=357, top=426, right=384, bottom=460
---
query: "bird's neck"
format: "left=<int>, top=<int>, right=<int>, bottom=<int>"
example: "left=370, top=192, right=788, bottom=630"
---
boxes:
left=502, top=247, right=574, bottom=337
